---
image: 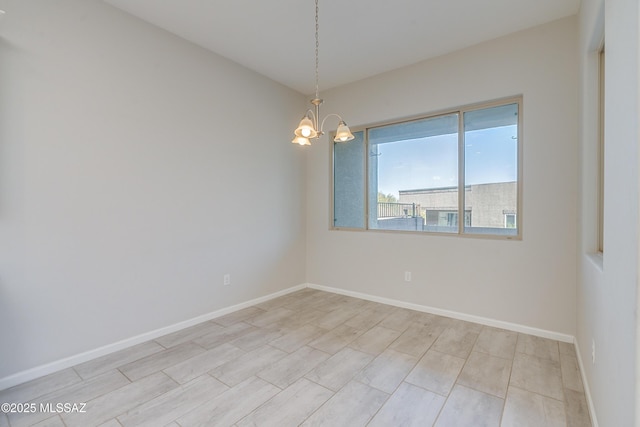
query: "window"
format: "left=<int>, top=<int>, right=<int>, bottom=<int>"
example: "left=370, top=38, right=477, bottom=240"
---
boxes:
left=369, top=113, right=460, bottom=232
left=505, top=213, right=516, bottom=229
left=332, top=97, right=522, bottom=238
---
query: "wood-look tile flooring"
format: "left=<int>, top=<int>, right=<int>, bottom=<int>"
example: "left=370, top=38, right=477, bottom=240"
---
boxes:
left=0, top=289, right=592, bottom=426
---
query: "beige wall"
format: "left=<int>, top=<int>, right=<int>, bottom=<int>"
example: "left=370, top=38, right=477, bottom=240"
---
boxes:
left=0, top=0, right=307, bottom=382
left=577, top=0, right=639, bottom=425
left=307, top=17, right=579, bottom=335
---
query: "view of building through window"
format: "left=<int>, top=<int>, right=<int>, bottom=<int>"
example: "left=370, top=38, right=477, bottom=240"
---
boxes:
left=394, top=182, right=516, bottom=233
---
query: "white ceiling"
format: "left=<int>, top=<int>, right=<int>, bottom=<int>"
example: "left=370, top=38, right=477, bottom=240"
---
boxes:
left=103, top=0, right=581, bottom=95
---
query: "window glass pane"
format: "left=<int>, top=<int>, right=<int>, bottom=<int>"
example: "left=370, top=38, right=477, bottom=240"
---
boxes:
left=368, top=114, right=459, bottom=232
left=463, top=103, right=519, bottom=235
left=333, top=131, right=365, bottom=228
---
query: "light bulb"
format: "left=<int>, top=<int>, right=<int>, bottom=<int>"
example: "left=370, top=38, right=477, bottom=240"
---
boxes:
left=301, top=128, right=311, bottom=137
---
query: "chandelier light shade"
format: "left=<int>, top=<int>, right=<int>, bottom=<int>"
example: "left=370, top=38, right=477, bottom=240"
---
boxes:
left=291, top=0, right=355, bottom=145
left=335, top=121, right=354, bottom=142
left=292, top=136, right=312, bottom=146
left=294, top=115, right=318, bottom=139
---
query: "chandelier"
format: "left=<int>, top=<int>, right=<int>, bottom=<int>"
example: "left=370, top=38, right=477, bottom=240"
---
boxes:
left=291, top=0, right=355, bottom=146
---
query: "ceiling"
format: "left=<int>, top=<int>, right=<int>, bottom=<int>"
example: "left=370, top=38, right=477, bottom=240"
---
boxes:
left=103, top=0, right=581, bottom=95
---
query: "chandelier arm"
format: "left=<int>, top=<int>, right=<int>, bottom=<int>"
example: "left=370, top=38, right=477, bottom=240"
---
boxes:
left=304, top=108, right=316, bottom=120
left=319, top=113, right=345, bottom=134
left=307, top=108, right=319, bottom=134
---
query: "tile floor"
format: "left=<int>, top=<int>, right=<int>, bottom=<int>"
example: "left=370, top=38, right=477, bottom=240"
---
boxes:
left=0, top=288, right=592, bottom=426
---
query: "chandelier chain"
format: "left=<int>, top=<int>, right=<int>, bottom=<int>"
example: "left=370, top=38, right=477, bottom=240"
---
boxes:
left=291, top=0, right=354, bottom=144
left=315, top=0, right=319, bottom=100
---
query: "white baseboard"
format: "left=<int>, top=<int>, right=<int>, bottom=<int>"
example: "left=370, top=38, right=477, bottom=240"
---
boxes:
left=0, top=284, right=306, bottom=391
left=307, top=283, right=575, bottom=343
left=573, top=338, right=599, bottom=427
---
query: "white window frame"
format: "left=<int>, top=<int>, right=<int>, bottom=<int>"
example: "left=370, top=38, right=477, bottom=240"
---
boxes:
left=330, top=96, right=523, bottom=240
left=597, top=44, right=605, bottom=253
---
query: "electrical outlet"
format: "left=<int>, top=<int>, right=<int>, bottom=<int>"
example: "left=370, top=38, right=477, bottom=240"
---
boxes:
left=404, top=271, right=412, bottom=282
left=591, top=339, right=596, bottom=364
left=223, top=274, right=231, bottom=286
